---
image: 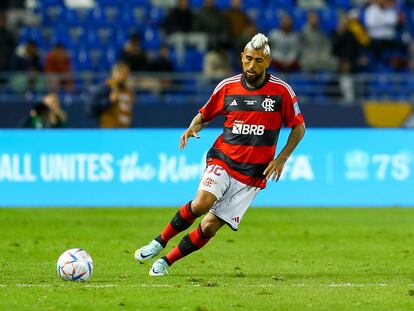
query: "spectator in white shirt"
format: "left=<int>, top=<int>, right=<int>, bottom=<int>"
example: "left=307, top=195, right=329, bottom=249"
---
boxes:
left=364, top=0, right=406, bottom=65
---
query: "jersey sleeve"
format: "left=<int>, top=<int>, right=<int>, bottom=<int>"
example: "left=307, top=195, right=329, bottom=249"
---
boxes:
left=282, top=89, right=304, bottom=128
left=198, top=87, right=225, bottom=122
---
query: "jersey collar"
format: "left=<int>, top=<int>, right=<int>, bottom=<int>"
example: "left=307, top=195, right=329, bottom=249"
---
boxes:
left=241, top=73, right=270, bottom=91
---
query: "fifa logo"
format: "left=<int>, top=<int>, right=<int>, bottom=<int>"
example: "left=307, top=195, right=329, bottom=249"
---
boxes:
left=345, top=150, right=370, bottom=180
left=261, top=98, right=275, bottom=111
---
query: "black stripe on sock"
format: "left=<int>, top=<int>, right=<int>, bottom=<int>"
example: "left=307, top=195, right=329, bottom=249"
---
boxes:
left=170, top=211, right=192, bottom=231
left=155, top=235, right=167, bottom=248
left=178, top=234, right=199, bottom=256
left=162, top=256, right=171, bottom=266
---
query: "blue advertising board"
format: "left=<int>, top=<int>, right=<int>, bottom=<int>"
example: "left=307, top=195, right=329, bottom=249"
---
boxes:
left=0, top=129, right=413, bottom=207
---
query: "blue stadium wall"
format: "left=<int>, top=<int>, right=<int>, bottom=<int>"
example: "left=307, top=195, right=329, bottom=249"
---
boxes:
left=0, top=128, right=413, bottom=207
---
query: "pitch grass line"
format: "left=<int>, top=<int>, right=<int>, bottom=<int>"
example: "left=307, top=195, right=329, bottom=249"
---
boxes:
left=1, top=283, right=412, bottom=288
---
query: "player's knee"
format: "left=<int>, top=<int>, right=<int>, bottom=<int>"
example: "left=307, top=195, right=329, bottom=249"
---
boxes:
left=191, top=191, right=216, bottom=216
left=200, top=214, right=223, bottom=237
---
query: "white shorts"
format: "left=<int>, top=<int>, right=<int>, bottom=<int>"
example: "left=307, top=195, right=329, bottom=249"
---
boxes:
left=197, top=164, right=260, bottom=230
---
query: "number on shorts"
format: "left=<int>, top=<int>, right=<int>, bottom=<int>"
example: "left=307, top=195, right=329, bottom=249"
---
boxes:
left=207, top=165, right=224, bottom=176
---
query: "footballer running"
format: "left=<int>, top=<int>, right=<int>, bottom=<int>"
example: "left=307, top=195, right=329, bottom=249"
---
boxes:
left=134, top=33, right=306, bottom=276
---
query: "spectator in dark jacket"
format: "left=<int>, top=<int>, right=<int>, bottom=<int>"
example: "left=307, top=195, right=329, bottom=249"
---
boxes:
left=161, top=0, right=206, bottom=64
left=330, top=14, right=365, bottom=103
left=331, top=14, right=363, bottom=73
left=161, top=0, right=194, bottom=35
left=119, top=33, right=149, bottom=72
left=12, top=40, right=42, bottom=72
left=149, top=45, right=174, bottom=72
left=193, top=0, right=230, bottom=47
left=12, top=40, right=42, bottom=92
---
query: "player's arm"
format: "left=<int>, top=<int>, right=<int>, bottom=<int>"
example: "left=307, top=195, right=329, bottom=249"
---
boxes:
left=263, top=122, right=305, bottom=181
left=179, top=112, right=209, bottom=150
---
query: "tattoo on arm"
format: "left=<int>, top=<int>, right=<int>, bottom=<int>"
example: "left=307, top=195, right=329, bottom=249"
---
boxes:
left=189, top=113, right=209, bottom=133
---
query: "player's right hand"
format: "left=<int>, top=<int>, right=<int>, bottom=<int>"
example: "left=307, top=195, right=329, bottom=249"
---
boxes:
left=179, top=129, right=200, bottom=150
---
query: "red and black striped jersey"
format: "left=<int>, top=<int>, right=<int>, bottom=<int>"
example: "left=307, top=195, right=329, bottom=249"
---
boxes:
left=199, top=73, right=304, bottom=188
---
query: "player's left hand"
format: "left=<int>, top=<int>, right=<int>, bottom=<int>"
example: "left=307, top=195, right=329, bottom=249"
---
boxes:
left=179, top=128, right=200, bottom=150
left=263, top=156, right=286, bottom=181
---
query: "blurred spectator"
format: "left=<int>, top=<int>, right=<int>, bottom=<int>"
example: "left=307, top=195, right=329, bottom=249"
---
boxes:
left=149, top=45, right=174, bottom=72
left=203, top=43, right=232, bottom=80
left=119, top=33, right=149, bottom=72
left=161, top=0, right=194, bottom=35
left=162, top=0, right=207, bottom=63
left=44, top=43, right=73, bottom=92
left=297, top=0, right=326, bottom=10
left=347, top=9, right=370, bottom=48
left=43, top=93, right=67, bottom=128
left=11, top=40, right=43, bottom=92
left=89, top=62, right=134, bottom=128
left=147, top=45, right=175, bottom=94
left=5, top=0, right=38, bottom=37
left=331, top=14, right=365, bottom=103
left=12, top=40, right=42, bottom=72
left=364, top=0, right=407, bottom=67
left=299, top=11, right=337, bottom=72
left=193, top=0, right=230, bottom=48
left=23, top=102, right=52, bottom=129
left=332, top=15, right=365, bottom=73
left=223, top=0, right=254, bottom=45
left=0, top=12, right=15, bottom=73
left=268, top=14, right=300, bottom=72
left=23, top=93, right=67, bottom=128
left=221, top=1, right=254, bottom=70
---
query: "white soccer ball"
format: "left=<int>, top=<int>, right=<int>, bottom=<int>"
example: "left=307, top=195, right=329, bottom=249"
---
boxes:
left=57, top=248, right=94, bottom=282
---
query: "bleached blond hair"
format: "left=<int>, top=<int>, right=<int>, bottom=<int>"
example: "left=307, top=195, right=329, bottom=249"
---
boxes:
left=244, top=33, right=270, bottom=56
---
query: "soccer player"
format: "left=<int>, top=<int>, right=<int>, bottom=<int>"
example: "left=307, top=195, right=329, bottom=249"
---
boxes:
left=135, top=33, right=305, bottom=276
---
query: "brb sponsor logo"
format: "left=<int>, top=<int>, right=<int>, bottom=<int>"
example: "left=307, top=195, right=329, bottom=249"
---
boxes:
left=232, top=120, right=265, bottom=136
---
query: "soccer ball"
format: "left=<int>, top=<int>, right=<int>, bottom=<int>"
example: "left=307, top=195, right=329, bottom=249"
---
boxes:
left=57, top=248, right=94, bottom=282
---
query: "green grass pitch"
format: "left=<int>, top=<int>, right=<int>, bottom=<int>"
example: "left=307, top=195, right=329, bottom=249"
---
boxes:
left=1, top=207, right=414, bottom=311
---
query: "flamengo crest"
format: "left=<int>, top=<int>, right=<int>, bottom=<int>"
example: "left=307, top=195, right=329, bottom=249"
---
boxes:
left=261, top=97, right=275, bottom=111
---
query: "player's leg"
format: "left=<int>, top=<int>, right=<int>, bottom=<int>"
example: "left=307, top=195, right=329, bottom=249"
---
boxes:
left=150, top=176, right=261, bottom=274
left=134, top=190, right=217, bottom=262
left=150, top=213, right=224, bottom=276
left=135, top=164, right=228, bottom=262
left=155, top=190, right=217, bottom=247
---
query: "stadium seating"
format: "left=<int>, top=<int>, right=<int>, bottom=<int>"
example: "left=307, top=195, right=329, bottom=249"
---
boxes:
left=20, top=0, right=413, bottom=74
left=1, top=0, right=411, bottom=113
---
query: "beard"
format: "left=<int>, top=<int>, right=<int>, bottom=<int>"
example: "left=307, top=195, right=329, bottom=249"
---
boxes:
left=244, top=69, right=262, bottom=84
